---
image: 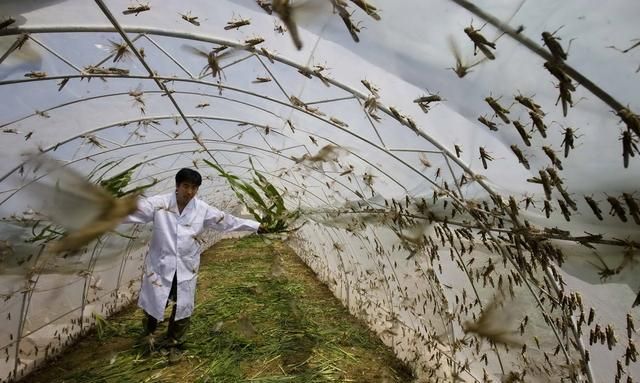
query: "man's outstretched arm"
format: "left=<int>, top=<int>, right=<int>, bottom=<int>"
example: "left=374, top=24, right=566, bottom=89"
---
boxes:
left=202, top=205, right=261, bottom=233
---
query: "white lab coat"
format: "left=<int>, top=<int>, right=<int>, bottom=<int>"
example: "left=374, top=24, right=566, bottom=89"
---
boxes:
left=124, top=193, right=260, bottom=321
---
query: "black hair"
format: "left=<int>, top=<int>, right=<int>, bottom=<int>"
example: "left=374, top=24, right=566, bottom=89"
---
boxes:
left=175, top=168, right=202, bottom=187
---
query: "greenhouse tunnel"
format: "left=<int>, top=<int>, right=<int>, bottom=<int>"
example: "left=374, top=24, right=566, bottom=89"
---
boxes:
left=0, top=0, right=639, bottom=382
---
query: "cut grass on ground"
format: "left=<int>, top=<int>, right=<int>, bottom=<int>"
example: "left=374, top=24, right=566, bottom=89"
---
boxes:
left=27, top=235, right=414, bottom=383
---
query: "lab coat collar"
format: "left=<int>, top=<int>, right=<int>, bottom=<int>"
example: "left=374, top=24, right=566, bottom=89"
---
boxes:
left=170, top=192, right=197, bottom=216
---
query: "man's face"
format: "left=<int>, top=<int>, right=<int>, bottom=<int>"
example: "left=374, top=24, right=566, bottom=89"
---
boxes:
left=176, top=182, right=199, bottom=206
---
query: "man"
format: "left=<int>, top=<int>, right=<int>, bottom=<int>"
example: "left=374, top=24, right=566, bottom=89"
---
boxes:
left=124, top=168, right=263, bottom=361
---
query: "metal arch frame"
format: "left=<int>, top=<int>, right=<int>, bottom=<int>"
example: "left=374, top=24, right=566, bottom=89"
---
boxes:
left=0, top=82, right=282, bottom=132
left=0, top=73, right=417, bottom=191
left=0, top=136, right=358, bottom=209
left=0, top=72, right=453, bottom=198
left=0, top=24, right=502, bottom=202
left=1, top=108, right=415, bottom=201
left=0, top=111, right=401, bottom=206
left=1, top=66, right=462, bottom=193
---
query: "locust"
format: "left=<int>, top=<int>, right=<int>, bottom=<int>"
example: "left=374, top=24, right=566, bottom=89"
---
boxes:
left=361, top=79, right=379, bottom=97
left=196, top=102, right=210, bottom=109
left=622, top=193, right=640, bottom=225
left=529, top=111, right=547, bottom=138
left=286, top=119, right=295, bottom=133
left=479, top=147, right=493, bottom=170
left=330, top=0, right=363, bottom=43
left=291, top=144, right=346, bottom=165
left=414, top=94, right=442, bottom=113
left=83, top=135, right=106, bottom=149
left=545, top=167, right=563, bottom=186
left=561, top=127, right=579, bottom=158
left=542, top=200, right=553, bottom=218
left=389, top=106, right=406, bottom=123
left=274, top=21, right=286, bottom=34
left=24, top=155, right=140, bottom=254
left=25, top=71, right=47, bottom=78
left=508, top=196, right=520, bottom=216
left=225, top=16, right=251, bottom=30
left=330, top=116, right=348, bottom=127
left=83, top=66, right=129, bottom=76
left=544, top=61, right=574, bottom=88
left=184, top=45, right=235, bottom=81
left=290, top=95, right=306, bottom=108
left=272, top=0, right=303, bottom=50
left=542, top=31, right=568, bottom=61
left=455, top=144, right=463, bottom=158
left=340, top=165, right=354, bottom=176
left=539, top=170, right=553, bottom=200
left=447, top=35, right=487, bottom=78
left=520, top=194, right=536, bottom=210
left=617, top=107, right=640, bottom=138
left=260, top=47, right=275, bottom=63
left=0, top=18, right=16, bottom=30
left=244, top=37, right=265, bottom=47
left=555, top=79, right=574, bottom=117
left=624, top=340, right=638, bottom=364
left=621, top=130, right=639, bottom=168
left=256, top=0, right=272, bottom=14
left=589, top=253, right=619, bottom=281
left=312, top=66, right=331, bottom=87
left=464, top=23, right=497, bottom=60
left=607, top=196, right=628, bottom=222
left=252, top=76, right=272, bottom=83
left=128, top=86, right=144, bottom=108
left=108, top=40, right=132, bottom=63
left=485, top=97, right=510, bottom=123
left=556, top=183, right=577, bottom=211
left=619, top=39, right=640, bottom=53
left=542, top=146, right=563, bottom=169
left=515, top=94, right=545, bottom=116
left=122, top=3, right=150, bottom=16
left=584, top=195, right=603, bottom=220
left=478, top=116, right=498, bottom=131
left=462, top=297, right=522, bottom=347
left=298, top=67, right=313, bottom=80
left=512, top=120, right=532, bottom=146
left=349, top=0, right=381, bottom=20
left=180, top=11, right=200, bottom=26
left=558, top=199, right=571, bottom=221
left=57, top=77, right=70, bottom=91
left=510, top=145, right=530, bottom=170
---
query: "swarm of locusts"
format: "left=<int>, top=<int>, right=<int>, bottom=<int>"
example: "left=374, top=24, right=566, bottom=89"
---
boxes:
left=1, top=1, right=639, bottom=383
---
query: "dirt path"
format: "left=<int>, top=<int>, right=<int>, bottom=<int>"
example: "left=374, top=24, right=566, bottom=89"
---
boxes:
left=26, top=235, right=414, bottom=383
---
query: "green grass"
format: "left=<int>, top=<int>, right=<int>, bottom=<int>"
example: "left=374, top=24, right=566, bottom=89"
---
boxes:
left=27, top=235, right=414, bottom=383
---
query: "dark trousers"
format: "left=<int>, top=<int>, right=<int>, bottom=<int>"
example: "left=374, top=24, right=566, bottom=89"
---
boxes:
left=143, top=273, right=190, bottom=344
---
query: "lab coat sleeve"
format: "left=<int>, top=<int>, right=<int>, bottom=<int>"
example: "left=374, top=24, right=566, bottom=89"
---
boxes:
left=203, top=205, right=260, bottom=232
left=122, top=196, right=157, bottom=224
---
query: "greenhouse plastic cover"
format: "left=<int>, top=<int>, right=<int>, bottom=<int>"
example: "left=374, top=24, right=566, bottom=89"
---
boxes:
left=0, top=0, right=639, bottom=381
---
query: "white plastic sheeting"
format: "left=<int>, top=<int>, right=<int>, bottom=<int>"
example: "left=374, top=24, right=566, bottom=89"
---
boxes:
left=0, top=0, right=639, bottom=382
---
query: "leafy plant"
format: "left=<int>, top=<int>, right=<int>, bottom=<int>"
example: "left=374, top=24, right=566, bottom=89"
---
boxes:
left=98, top=163, right=158, bottom=198
left=203, top=159, right=299, bottom=233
